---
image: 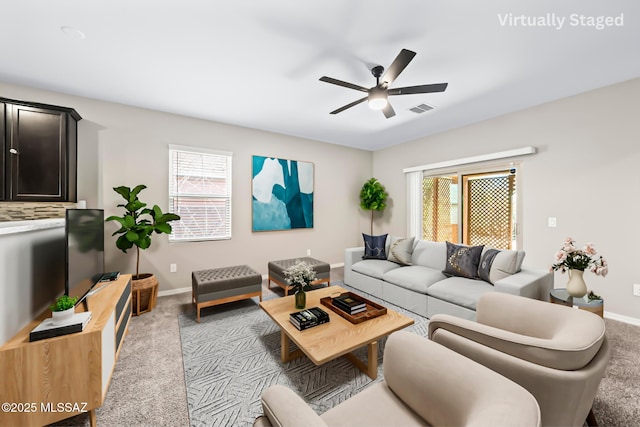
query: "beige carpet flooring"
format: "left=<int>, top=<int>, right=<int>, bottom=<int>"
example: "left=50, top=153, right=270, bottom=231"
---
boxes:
left=54, top=267, right=639, bottom=426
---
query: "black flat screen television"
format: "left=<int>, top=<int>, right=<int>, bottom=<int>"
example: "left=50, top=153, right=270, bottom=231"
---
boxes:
left=65, top=209, right=105, bottom=305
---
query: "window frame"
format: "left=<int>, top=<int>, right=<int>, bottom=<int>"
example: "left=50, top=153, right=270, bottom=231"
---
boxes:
left=168, top=144, right=233, bottom=243
left=421, top=161, right=522, bottom=249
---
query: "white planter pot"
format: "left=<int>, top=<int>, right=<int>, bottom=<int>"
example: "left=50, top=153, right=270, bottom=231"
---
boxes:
left=566, top=269, right=588, bottom=298
left=52, top=307, right=75, bottom=325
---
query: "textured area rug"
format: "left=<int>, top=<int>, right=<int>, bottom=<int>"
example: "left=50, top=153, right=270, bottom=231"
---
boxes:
left=178, top=283, right=428, bottom=427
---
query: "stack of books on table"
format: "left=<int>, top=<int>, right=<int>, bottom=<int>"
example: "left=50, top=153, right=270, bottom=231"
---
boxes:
left=289, top=307, right=330, bottom=331
left=332, top=293, right=367, bottom=315
left=29, top=311, right=92, bottom=342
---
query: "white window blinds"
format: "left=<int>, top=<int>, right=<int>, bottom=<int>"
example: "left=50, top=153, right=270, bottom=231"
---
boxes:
left=168, top=145, right=232, bottom=242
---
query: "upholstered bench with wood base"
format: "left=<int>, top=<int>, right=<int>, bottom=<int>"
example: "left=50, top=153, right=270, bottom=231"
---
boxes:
left=192, top=265, right=262, bottom=322
left=268, top=257, right=330, bottom=296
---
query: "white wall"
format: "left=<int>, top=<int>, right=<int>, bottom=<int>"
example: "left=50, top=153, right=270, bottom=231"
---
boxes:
left=373, top=77, right=640, bottom=321
left=0, top=82, right=373, bottom=299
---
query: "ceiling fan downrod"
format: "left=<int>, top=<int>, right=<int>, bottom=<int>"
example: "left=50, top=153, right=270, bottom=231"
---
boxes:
left=371, top=65, right=384, bottom=86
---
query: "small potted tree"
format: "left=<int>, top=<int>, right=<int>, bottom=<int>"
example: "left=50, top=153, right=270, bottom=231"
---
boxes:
left=359, top=178, right=388, bottom=235
left=106, top=185, right=180, bottom=315
left=50, top=295, right=78, bottom=325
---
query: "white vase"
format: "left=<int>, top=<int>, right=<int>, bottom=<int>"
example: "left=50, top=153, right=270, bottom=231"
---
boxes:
left=566, top=269, right=587, bottom=298
left=52, top=307, right=75, bottom=325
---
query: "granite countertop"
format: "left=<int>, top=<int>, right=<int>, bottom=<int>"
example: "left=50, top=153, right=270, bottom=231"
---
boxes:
left=0, top=218, right=65, bottom=236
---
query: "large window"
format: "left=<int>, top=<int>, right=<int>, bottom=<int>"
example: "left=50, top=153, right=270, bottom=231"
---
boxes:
left=422, top=169, right=517, bottom=249
left=168, top=145, right=232, bottom=242
left=406, top=148, right=534, bottom=250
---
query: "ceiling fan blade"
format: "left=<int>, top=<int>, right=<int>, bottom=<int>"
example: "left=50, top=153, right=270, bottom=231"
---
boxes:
left=320, top=76, right=369, bottom=93
left=382, top=103, right=396, bottom=119
left=388, top=83, right=448, bottom=95
left=380, top=49, right=416, bottom=85
left=330, top=96, right=368, bottom=114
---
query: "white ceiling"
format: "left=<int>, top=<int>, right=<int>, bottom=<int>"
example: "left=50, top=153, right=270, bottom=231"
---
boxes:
left=2, top=0, right=639, bottom=151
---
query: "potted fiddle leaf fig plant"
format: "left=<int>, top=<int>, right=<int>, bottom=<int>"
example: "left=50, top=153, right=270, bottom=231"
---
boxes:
left=106, top=184, right=180, bottom=315
left=359, top=178, right=388, bottom=235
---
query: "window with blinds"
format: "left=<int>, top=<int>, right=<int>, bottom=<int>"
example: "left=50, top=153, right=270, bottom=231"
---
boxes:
left=168, top=145, right=232, bottom=242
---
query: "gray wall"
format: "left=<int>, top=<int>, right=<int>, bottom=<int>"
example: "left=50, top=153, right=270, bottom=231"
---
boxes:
left=373, top=77, right=640, bottom=322
left=0, top=82, right=373, bottom=302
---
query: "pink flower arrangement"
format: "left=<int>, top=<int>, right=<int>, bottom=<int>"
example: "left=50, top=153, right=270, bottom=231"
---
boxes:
left=551, top=237, right=608, bottom=276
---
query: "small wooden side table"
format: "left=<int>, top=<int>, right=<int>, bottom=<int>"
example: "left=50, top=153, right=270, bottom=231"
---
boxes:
left=550, top=288, right=604, bottom=318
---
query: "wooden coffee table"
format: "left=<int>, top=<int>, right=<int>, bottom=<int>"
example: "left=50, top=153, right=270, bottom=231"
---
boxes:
left=259, top=286, right=414, bottom=379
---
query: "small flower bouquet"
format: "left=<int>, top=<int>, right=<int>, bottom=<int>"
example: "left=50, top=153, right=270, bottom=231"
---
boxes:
left=284, top=260, right=316, bottom=293
left=551, top=237, right=608, bottom=276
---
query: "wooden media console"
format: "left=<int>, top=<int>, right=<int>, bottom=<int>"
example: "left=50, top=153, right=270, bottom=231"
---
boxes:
left=0, top=274, right=132, bottom=427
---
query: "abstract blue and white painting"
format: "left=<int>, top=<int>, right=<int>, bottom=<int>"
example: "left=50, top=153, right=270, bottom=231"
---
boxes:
left=252, top=155, right=314, bottom=231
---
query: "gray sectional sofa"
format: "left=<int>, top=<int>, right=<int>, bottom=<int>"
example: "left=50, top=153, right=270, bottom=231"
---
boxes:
left=344, top=237, right=553, bottom=320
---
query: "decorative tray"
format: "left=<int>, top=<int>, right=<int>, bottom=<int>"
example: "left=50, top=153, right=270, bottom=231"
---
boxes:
left=320, top=291, right=387, bottom=324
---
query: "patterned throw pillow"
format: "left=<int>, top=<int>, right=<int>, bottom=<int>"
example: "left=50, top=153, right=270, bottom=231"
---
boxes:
left=362, top=233, right=388, bottom=260
left=443, top=242, right=485, bottom=279
left=388, top=237, right=415, bottom=266
left=478, top=248, right=501, bottom=283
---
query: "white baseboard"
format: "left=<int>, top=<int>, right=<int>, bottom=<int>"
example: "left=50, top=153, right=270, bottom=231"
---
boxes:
left=158, top=286, right=191, bottom=297
left=604, top=311, right=640, bottom=327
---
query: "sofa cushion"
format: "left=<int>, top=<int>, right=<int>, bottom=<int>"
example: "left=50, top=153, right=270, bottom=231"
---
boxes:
left=352, top=259, right=400, bottom=279
left=476, top=247, right=527, bottom=284
left=387, top=237, right=415, bottom=266
left=489, top=249, right=526, bottom=283
left=411, top=240, right=447, bottom=270
left=443, top=242, right=484, bottom=279
left=382, top=265, right=446, bottom=295
left=362, top=234, right=388, bottom=260
left=427, top=276, right=496, bottom=310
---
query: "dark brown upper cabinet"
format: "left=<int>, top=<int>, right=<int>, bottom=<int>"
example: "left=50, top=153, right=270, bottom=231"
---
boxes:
left=1, top=97, right=81, bottom=202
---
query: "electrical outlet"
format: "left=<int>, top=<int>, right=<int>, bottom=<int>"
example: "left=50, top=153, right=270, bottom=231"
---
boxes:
left=307, top=249, right=311, bottom=256
left=170, top=263, right=177, bottom=273
left=634, top=284, right=640, bottom=297
left=548, top=217, right=557, bottom=228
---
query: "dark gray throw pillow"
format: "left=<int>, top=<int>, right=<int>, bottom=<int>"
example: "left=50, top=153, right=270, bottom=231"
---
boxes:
left=362, top=233, right=388, bottom=260
left=478, top=248, right=500, bottom=284
left=443, top=242, right=485, bottom=279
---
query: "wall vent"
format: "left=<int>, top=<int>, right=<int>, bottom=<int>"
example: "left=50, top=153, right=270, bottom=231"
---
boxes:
left=409, top=103, right=434, bottom=114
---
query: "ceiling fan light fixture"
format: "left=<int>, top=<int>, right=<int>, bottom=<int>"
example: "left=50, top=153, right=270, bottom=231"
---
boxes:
left=320, top=49, right=448, bottom=118
left=368, top=90, right=388, bottom=110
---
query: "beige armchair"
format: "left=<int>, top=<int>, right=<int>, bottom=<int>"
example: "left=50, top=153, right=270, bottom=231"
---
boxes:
left=428, top=292, right=609, bottom=427
left=254, top=330, right=541, bottom=427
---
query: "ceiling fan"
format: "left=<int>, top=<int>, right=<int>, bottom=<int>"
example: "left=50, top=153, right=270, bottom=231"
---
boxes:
left=319, top=49, right=448, bottom=118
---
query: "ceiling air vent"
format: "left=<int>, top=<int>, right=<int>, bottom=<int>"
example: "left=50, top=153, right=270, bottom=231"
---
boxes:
left=409, top=103, right=434, bottom=114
